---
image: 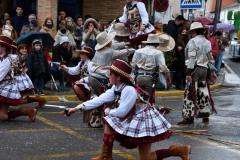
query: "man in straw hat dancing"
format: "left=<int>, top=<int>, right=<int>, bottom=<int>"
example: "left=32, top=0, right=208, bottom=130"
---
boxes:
left=177, top=22, right=218, bottom=126
left=87, top=31, right=135, bottom=128
left=63, top=59, right=191, bottom=160
left=114, top=0, right=156, bottom=44
left=131, top=33, right=174, bottom=104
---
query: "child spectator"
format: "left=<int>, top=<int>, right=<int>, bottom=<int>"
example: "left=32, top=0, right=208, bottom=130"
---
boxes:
left=26, top=39, right=51, bottom=95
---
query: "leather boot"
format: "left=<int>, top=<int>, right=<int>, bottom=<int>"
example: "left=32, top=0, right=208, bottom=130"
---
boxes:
left=202, top=118, right=209, bottom=124
left=177, top=119, right=194, bottom=126
left=89, top=143, right=113, bottom=160
left=35, top=96, right=47, bottom=109
left=169, top=145, right=191, bottom=160
left=21, top=108, right=37, bottom=122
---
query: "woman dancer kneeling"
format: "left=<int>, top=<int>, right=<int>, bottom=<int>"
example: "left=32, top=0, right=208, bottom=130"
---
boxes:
left=64, top=59, right=191, bottom=160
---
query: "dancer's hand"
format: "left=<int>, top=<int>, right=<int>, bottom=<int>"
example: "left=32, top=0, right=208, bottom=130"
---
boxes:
left=62, top=108, right=78, bottom=116
left=24, top=67, right=28, bottom=72
left=75, top=80, right=82, bottom=84
left=59, top=65, right=66, bottom=70
left=211, top=71, right=218, bottom=82
left=125, top=42, right=131, bottom=46
left=140, top=25, right=145, bottom=31
left=166, top=77, right=171, bottom=85
left=186, top=76, right=192, bottom=82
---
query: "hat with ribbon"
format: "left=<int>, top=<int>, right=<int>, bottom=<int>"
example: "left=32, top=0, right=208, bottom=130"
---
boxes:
left=104, top=59, right=134, bottom=85
left=95, top=31, right=116, bottom=50
left=158, top=33, right=175, bottom=52
left=187, top=22, right=209, bottom=35
left=0, top=35, right=17, bottom=51
left=80, top=46, right=94, bottom=58
left=142, top=34, right=160, bottom=43
left=108, top=23, right=130, bottom=37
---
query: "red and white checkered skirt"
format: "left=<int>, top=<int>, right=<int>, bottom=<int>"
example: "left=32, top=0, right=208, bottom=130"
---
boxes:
left=73, top=82, right=91, bottom=101
left=15, top=74, right=35, bottom=93
left=102, top=105, right=171, bottom=149
left=0, top=81, right=22, bottom=106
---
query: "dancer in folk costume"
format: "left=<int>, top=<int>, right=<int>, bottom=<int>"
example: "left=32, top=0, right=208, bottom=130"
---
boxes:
left=108, top=23, right=135, bottom=62
left=87, top=31, right=135, bottom=128
left=115, top=0, right=156, bottom=44
left=12, top=43, right=47, bottom=108
left=60, top=46, right=94, bottom=123
left=0, top=36, right=36, bottom=122
left=131, top=34, right=173, bottom=104
left=64, top=59, right=191, bottom=160
left=177, top=22, right=218, bottom=126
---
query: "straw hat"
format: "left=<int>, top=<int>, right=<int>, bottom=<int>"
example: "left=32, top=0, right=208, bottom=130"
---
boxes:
left=187, top=22, right=209, bottom=35
left=0, top=35, right=17, bottom=51
left=83, top=18, right=99, bottom=32
left=108, top=23, right=130, bottom=37
left=158, top=33, right=175, bottom=52
left=80, top=46, right=94, bottom=58
left=142, top=34, right=161, bottom=43
left=104, top=59, right=134, bottom=86
left=95, top=31, right=116, bottom=51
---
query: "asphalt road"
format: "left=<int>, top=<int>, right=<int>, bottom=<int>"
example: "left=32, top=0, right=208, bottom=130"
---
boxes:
left=1, top=87, right=240, bottom=160
left=223, top=48, right=240, bottom=77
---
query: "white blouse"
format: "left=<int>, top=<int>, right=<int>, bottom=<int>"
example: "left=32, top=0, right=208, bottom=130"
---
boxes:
left=83, top=84, right=137, bottom=118
left=0, top=58, right=11, bottom=81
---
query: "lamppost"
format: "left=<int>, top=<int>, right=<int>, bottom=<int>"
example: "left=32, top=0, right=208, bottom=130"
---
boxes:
left=204, top=0, right=208, bottom=17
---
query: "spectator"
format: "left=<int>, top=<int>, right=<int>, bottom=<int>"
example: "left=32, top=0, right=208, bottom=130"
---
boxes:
left=166, top=15, right=185, bottom=42
left=183, top=20, right=190, bottom=30
left=0, top=13, right=2, bottom=28
left=96, top=19, right=103, bottom=31
left=83, top=18, right=100, bottom=54
left=11, top=4, right=28, bottom=37
left=52, top=36, right=75, bottom=88
left=155, top=20, right=163, bottom=34
left=26, top=39, right=51, bottom=95
left=208, top=31, right=222, bottom=61
left=103, top=25, right=108, bottom=32
left=163, top=24, right=167, bottom=32
left=84, top=15, right=92, bottom=21
left=74, top=16, right=84, bottom=50
left=175, top=28, right=189, bottom=90
left=57, top=9, right=66, bottom=28
left=20, top=14, right=41, bottom=37
left=1, top=13, right=10, bottom=26
left=54, top=23, right=76, bottom=47
left=40, top=17, right=57, bottom=39
left=65, top=17, right=76, bottom=36
left=0, top=19, right=18, bottom=41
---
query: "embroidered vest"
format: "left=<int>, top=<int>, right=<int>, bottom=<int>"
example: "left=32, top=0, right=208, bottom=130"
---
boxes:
left=79, top=60, right=90, bottom=79
left=126, top=2, right=141, bottom=34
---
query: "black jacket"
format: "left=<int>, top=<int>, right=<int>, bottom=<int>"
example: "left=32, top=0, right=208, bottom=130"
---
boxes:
left=74, top=26, right=83, bottom=50
left=52, top=43, right=72, bottom=63
left=26, top=49, right=51, bottom=80
left=166, top=21, right=179, bottom=42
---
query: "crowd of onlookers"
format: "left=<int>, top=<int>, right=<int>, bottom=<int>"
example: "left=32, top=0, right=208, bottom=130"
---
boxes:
left=0, top=4, right=230, bottom=94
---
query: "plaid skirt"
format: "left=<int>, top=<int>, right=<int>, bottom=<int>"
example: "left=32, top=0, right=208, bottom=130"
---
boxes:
left=73, top=82, right=91, bottom=101
left=0, top=81, right=22, bottom=106
left=15, top=74, right=35, bottom=93
left=102, top=106, right=171, bottom=149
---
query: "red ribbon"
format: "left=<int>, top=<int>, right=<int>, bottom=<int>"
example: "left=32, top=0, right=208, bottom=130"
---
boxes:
left=103, top=134, right=115, bottom=148
left=135, top=84, right=148, bottom=94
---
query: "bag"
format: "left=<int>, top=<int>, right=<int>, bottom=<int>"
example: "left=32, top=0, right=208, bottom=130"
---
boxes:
left=71, top=49, right=80, bottom=62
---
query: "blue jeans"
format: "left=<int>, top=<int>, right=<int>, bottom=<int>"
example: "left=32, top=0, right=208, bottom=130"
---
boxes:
left=33, top=75, right=44, bottom=92
left=215, top=51, right=224, bottom=75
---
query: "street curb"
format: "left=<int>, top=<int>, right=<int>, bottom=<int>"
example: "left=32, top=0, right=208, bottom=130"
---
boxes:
left=29, top=83, right=222, bottom=101
left=223, top=62, right=235, bottom=74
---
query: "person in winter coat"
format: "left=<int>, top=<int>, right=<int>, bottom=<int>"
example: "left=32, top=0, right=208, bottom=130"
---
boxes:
left=65, top=17, right=76, bottom=37
left=175, top=28, right=189, bottom=90
left=208, top=31, right=222, bottom=61
left=54, top=23, right=76, bottom=47
left=82, top=18, right=100, bottom=54
left=26, top=39, right=51, bottom=95
left=40, top=17, right=57, bottom=39
left=52, top=36, right=75, bottom=88
left=74, top=16, right=83, bottom=49
left=0, top=19, right=18, bottom=41
left=20, top=14, right=41, bottom=37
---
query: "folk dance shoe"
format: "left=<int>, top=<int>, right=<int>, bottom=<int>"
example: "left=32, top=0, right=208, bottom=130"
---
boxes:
left=89, top=143, right=113, bottom=160
left=21, top=108, right=37, bottom=122
left=169, top=145, right=191, bottom=160
left=35, top=96, right=47, bottom=109
left=177, top=119, right=194, bottom=126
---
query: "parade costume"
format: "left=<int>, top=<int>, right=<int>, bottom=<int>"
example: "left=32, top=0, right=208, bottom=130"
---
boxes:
left=116, top=0, right=155, bottom=44
left=0, top=35, right=36, bottom=122
left=63, top=47, right=94, bottom=123
left=177, top=23, right=217, bottom=125
left=87, top=32, right=134, bottom=127
left=75, top=59, right=191, bottom=160
left=131, top=34, right=173, bottom=104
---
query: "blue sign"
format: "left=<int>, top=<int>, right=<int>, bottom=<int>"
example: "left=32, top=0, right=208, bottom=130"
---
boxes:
left=180, top=0, right=203, bottom=9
